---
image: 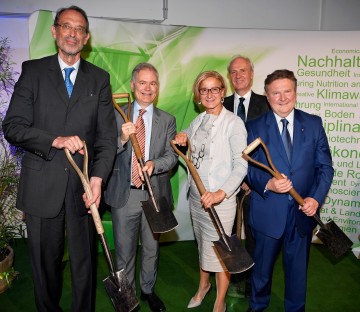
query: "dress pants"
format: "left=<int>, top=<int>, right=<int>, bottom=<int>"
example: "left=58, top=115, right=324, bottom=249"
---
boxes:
left=111, top=188, right=159, bottom=294
left=25, top=178, right=97, bottom=312
left=249, top=200, right=312, bottom=312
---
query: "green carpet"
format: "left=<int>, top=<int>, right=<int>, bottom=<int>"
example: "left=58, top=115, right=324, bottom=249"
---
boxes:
left=1, top=239, right=359, bottom=311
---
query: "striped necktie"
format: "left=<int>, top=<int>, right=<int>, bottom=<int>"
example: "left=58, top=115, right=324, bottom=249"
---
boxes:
left=131, top=109, right=146, bottom=187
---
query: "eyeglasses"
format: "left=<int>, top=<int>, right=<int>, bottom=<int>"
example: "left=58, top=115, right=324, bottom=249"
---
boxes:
left=199, top=87, right=222, bottom=95
left=55, top=23, right=87, bottom=35
left=136, top=81, right=158, bottom=88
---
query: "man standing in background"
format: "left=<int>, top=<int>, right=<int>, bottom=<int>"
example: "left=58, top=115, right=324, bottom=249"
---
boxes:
left=3, top=6, right=117, bottom=311
left=223, top=55, right=269, bottom=299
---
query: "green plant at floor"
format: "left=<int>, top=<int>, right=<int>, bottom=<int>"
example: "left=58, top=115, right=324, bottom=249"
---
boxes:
left=0, top=36, right=23, bottom=290
left=0, top=267, right=18, bottom=284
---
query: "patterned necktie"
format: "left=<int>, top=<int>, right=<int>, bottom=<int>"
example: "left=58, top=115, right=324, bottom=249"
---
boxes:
left=131, top=109, right=146, bottom=187
left=237, top=97, right=246, bottom=122
left=281, top=118, right=292, bottom=161
left=64, top=67, right=75, bottom=97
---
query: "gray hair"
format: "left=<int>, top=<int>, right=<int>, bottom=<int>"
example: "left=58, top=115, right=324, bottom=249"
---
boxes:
left=227, top=55, right=254, bottom=73
left=131, top=63, right=159, bottom=82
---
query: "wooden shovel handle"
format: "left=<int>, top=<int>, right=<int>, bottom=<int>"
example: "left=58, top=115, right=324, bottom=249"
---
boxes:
left=112, top=93, right=158, bottom=211
left=170, top=140, right=207, bottom=196
left=170, top=140, right=229, bottom=240
left=242, top=137, right=324, bottom=226
left=112, top=93, right=144, bottom=162
left=64, top=143, right=105, bottom=234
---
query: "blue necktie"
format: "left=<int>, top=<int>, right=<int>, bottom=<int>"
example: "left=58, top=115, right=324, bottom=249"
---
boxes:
left=64, top=67, right=75, bottom=97
left=281, top=118, right=292, bottom=161
left=237, top=97, right=246, bottom=122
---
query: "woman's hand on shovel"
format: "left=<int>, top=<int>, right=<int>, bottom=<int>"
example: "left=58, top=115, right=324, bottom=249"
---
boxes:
left=83, top=176, right=103, bottom=213
left=201, top=189, right=226, bottom=209
left=174, top=132, right=188, bottom=146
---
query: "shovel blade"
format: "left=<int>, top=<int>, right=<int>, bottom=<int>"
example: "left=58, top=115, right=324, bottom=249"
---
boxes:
left=103, top=270, right=139, bottom=312
left=213, top=234, right=254, bottom=274
left=142, top=197, right=178, bottom=233
left=315, top=219, right=353, bottom=258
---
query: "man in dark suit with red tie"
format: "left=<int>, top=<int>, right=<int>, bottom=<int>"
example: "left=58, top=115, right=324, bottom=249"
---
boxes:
left=3, top=6, right=117, bottom=311
left=223, top=55, right=269, bottom=298
left=246, top=69, right=334, bottom=312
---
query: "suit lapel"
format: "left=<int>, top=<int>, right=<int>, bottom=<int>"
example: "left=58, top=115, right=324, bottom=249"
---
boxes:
left=265, top=112, right=290, bottom=166
left=48, top=55, right=69, bottom=106
left=224, top=94, right=235, bottom=113
left=149, top=107, right=160, bottom=159
left=67, top=59, right=87, bottom=112
left=291, top=109, right=305, bottom=166
left=248, top=91, right=258, bottom=120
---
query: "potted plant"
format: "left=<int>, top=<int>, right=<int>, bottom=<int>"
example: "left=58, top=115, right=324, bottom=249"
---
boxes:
left=0, top=36, right=24, bottom=293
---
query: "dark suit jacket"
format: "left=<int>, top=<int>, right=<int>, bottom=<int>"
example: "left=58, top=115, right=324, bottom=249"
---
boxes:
left=3, top=54, right=117, bottom=218
left=246, top=109, right=334, bottom=239
left=223, top=91, right=269, bottom=121
left=104, top=103, right=178, bottom=209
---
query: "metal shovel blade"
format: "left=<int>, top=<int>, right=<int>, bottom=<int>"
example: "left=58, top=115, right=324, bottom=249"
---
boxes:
left=315, top=219, right=353, bottom=258
left=103, top=270, right=139, bottom=312
left=213, top=234, right=255, bottom=274
left=142, top=196, right=178, bottom=233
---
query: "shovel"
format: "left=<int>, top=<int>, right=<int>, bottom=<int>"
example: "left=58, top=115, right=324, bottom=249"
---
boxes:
left=242, top=137, right=353, bottom=258
left=171, top=140, right=254, bottom=273
left=112, top=93, right=178, bottom=234
left=64, top=145, right=138, bottom=312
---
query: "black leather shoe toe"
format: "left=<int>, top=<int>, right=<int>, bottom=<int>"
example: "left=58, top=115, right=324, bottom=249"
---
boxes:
left=141, top=292, right=166, bottom=312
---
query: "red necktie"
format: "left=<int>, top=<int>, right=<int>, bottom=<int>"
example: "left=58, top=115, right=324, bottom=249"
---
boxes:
left=131, top=109, right=146, bottom=187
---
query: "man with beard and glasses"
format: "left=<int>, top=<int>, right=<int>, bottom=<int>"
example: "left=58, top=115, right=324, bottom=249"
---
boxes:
left=3, top=6, right=117, bottom=311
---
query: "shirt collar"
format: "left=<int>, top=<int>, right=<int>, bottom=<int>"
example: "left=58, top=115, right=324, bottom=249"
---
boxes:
left=58, top=55, right=80, bottom=72
left=133, top=101, right=154, bottom=116
left=273, top=109, right=295, bottom=126
left=235, top=90, right=251, bottom=103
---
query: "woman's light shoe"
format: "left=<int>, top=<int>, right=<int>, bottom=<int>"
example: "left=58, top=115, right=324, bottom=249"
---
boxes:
left=187, top=283, right=212, bottom=308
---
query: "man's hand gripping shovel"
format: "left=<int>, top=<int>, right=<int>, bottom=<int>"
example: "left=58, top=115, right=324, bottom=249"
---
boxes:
left=64, top=145, right=138, bottom=312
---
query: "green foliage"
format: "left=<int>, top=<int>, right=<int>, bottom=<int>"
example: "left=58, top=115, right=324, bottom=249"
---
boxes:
left=0, top=266, right=18, bottom=286
left=0, top=37, right=24, bottom=264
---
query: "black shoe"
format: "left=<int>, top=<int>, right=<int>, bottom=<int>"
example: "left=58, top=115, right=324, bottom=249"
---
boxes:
left=140, top=292, right=166, bottom=312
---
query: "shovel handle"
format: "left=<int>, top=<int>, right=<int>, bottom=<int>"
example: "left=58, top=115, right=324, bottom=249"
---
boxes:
left=64, top=144, right=105, bottom=234
left=242, top=137, right=324, bottom=227
left=112, top=94, right=143, bottom=162
left=112, top=93, right=159, bottom=212
left=171, top=140, right=231, bottom=247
